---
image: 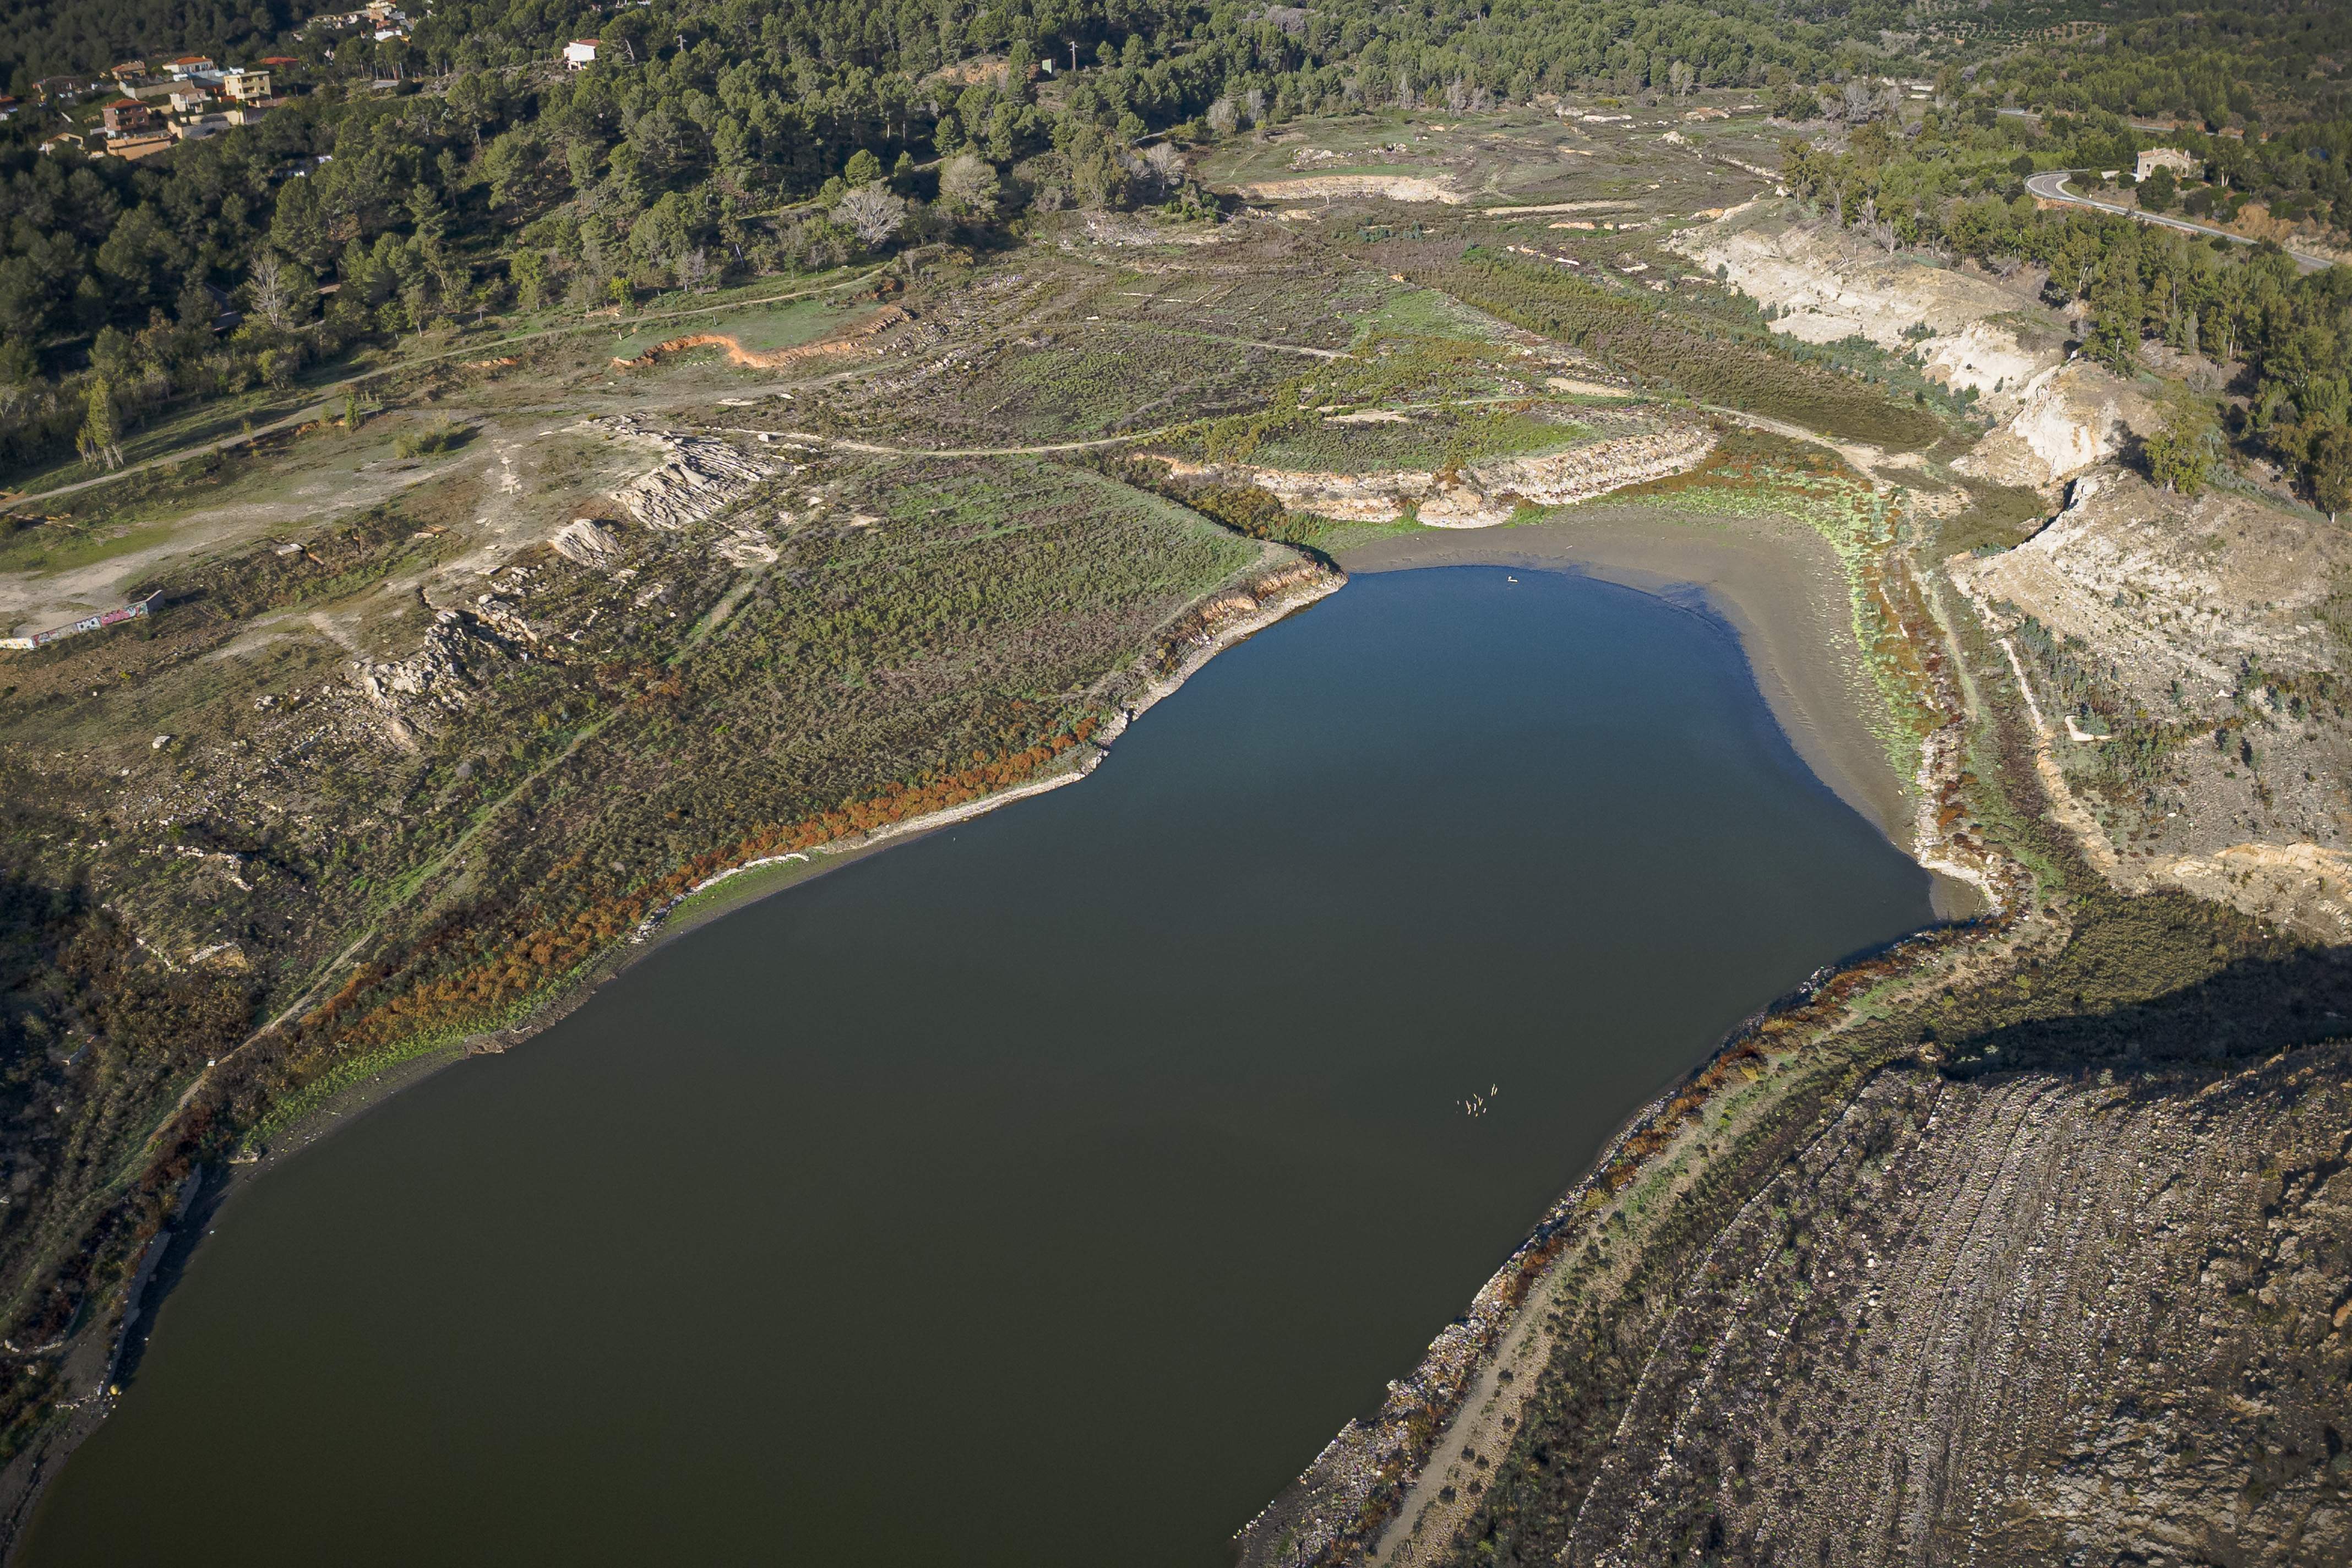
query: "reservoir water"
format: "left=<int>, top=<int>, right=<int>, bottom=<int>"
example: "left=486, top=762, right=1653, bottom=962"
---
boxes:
left=21, top=567, right=1934, bottom=1566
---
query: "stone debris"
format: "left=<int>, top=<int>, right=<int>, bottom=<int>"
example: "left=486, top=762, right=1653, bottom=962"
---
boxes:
left=551, top=518, right=624, bottom=568
left=594, top=416, right=775, bottom=531
left=471, top=595, right=537, bottom=645
left=349, top=611, right=494, bottom=718
left=715, top=527, right=779, bottom=567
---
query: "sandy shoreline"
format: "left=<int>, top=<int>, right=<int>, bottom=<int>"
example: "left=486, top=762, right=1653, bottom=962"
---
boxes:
left=1339, top=505, right=1911, bottom=851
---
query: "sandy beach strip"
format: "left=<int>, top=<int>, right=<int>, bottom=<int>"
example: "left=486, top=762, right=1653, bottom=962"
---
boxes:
left=1339, top=505, right=1913, bottom=857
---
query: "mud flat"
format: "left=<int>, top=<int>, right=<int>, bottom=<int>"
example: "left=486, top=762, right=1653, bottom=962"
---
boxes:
left=1340, top=505, right=1913, bottom=867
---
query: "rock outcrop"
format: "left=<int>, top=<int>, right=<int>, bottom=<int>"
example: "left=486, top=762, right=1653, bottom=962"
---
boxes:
left=1951, top=468, right=2352, bottom=938
left=1955, top=360, right=2158, bottom=487
left=1156, top=426, right=1716, bottom=529
left=595, top=417, right=776, bottom=531
left=550, top=518, right=624, bottom=568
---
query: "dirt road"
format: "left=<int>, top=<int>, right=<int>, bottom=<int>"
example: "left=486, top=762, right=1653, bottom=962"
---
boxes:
left=11, top=267, right=891, bottom=505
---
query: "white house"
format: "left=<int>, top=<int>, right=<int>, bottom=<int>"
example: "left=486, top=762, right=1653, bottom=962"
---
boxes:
left=2136, top=147, right=2197, bottom=181
left=564, top=39, right=600, bottom=68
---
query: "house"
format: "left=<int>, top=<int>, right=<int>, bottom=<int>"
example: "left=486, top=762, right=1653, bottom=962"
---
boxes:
left=565, top=38, right=601, bottom=67
left=103, top=98, right=161, bottom=135
left=110, top=60, right=148, bottom=83
left=32, top=77, right=89, bottom=103
left=2136, top=147, right=2198, bottom=181
left=221, top=69, right=272, bottom=101
left=106, top=133, right=176, bottom=161
left=168, top=85, right=213, bottom=115
left=0, top=97, right=18, bottom=121
left=37, top=132, right=85, bottom=154
left=166, top=55, right=216, bottom=77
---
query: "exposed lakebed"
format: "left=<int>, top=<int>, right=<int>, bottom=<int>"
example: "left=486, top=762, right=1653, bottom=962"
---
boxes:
left=23, top=567, right=1934, bottom=1566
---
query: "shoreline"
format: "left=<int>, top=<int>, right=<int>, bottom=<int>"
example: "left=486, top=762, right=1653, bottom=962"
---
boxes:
left=1224, top=928, right=1952, bottom=1566
left=1336, top=507, right=1982, bottom=922
left=1243, top=493, right=2032, bottom=1565
left=0, top=557, right=1344, bottom=1563
left=260, top=560, right=1336, bottom=1156
left=1338, top=506, right=1907, bottom=849
left=4, top=518, right=1918, bottom=1554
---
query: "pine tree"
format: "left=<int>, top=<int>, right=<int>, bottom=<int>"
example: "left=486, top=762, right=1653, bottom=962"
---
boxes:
left=76, top=377, right=122, bottom=473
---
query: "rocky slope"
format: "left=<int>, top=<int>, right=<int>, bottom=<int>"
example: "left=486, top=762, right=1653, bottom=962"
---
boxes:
left=1449, top=1044, right=2352, bottom=1567
left=1954, top=469, right=2352, bottom=940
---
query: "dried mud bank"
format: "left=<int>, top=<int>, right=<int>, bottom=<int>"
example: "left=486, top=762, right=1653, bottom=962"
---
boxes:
left=0, top=554, right=1340, bottom=1561
left=1152, top=426, right=1717, bottom=531
left=1339, top=509, right=1914, bottom=858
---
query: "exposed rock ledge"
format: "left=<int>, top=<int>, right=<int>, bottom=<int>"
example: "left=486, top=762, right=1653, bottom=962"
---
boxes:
left=1151, top=427, right=1716, bottom=530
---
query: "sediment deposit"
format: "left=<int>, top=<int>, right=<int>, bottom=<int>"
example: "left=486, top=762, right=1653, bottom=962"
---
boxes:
left=1155, top=426, right=1715, bottom=529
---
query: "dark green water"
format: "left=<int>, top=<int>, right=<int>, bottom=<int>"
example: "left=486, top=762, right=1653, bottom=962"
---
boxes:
left=23, top=568, right=1932, bottom=1567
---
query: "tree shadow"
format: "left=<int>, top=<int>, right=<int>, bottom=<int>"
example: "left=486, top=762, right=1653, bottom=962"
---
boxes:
left=1942, top=944, right=2352, bottom=1080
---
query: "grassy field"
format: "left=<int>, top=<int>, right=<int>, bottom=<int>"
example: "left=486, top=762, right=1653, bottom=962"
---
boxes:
left=610, top=296, right=845, bottom=358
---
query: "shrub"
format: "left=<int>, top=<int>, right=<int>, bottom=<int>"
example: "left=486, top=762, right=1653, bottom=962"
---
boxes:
left=394, top=420, right=470, bottom=459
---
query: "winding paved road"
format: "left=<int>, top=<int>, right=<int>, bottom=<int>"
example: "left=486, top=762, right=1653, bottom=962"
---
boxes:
left=2023, top=170, right=2334, bottom=274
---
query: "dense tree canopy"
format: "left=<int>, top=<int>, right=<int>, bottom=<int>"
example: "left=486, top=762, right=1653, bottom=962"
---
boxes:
left=0, top=0, right=2346, bottom=486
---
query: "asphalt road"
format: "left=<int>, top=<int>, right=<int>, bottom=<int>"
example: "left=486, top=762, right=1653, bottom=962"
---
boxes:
left=2023, top=170, right=2334, bottom=274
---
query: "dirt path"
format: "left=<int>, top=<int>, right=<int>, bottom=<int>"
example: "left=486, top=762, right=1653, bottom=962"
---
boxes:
left=731, top=426, right=1190, bottom=457
left=1695, top=402, right=1918, bottom=483
left=13, top=267, right=892, bottom=504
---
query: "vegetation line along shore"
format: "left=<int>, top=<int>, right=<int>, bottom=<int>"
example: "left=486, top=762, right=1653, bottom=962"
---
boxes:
left=4, top=0, right=2352, bottom=1554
